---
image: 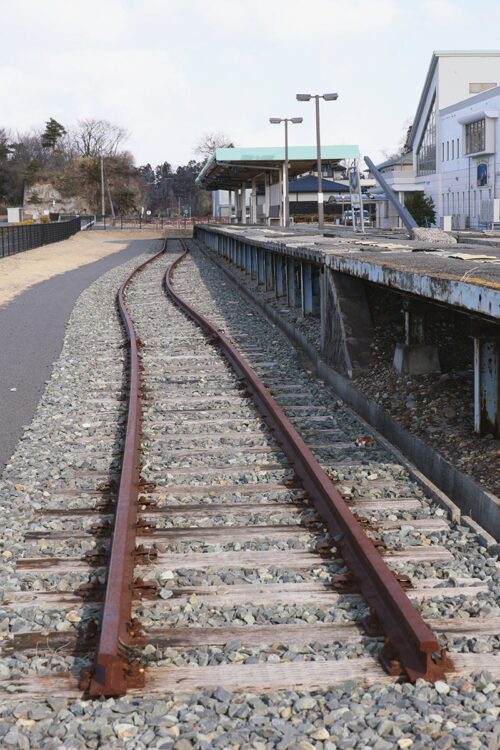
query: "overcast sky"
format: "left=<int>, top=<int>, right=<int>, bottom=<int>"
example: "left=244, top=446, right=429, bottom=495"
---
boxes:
left=3, top=0, right=500, bottom=169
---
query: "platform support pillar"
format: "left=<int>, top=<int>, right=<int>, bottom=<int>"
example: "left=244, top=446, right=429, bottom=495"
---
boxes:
left=301, top=261, right=313, bottom=316
left=251, top=179, right=257, bottom=224
left=241, top=183, right=247, bottom=224
left=264, top=174, right=270, bottom=225
left=227, top=190, right=232, bottom=223
left=257, top=248, right=265, bottom=286
left=393, top=300, right=440, bottom=375
left=287, top=258, right=296, bottom=307
left=278, top=170, right=284, bottom=226
left=473, top=322, right=500, bottom=437
left=265, top=252, right=274, bottom=291
left=251, top=246, right=258, bottom=280
left=276, top=255, right=285, bottom=298
left=234, top=189, right=240, bottom=223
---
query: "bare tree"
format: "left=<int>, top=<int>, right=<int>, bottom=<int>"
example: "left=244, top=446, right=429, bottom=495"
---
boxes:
left=71, top=119, right=128, bottom=157
left=195, top=131, right=234, bottom=161
left=382, top=120, right=413, bottom=161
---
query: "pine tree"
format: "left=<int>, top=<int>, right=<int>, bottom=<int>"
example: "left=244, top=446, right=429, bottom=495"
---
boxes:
left=41, top=118, right=66, bottom=150
left=405, top=192, right=436, bottom=227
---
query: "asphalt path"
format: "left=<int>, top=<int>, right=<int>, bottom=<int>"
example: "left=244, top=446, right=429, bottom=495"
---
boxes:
left=0, top=237, right=160, bottom=473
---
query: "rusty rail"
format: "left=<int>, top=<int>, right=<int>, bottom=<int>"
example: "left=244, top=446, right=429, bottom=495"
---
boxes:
left=165, top=242, right=451, bottom=682
left=82, top=244, right=166, bottom=697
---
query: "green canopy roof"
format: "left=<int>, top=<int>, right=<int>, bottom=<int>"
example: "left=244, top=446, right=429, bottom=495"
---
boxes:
left=197, top=145, right=360, bottom=190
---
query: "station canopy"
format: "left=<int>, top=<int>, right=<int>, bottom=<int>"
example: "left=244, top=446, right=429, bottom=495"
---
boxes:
left=196, top=145, right=360, bottom=190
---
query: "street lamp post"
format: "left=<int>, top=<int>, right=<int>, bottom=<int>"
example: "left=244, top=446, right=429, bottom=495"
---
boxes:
left=296, top=92, right=338, bottom=229
left=269, top=117, right=303, bottom=227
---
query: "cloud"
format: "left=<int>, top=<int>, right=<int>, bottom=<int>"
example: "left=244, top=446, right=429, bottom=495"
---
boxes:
left=2, top=0, right=500, bottom=168
left=190, top=0, right=403, bottom=39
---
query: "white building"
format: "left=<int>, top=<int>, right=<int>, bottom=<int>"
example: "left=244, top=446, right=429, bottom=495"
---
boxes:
left=378, top=51, right=500, bottom=229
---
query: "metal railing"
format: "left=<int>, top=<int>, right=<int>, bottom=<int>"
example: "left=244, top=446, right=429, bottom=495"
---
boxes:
left=92, top=215, right=224, bottom=230
left=0, top=218, right=81, bottom=258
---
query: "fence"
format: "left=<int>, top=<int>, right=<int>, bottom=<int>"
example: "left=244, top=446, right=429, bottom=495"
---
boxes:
left=104, top=215, right=227, bottom=230
left=0, top=218, right=81, bottom=258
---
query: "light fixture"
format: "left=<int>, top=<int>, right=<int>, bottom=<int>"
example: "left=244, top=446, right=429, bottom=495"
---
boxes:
left=269, top=116, right=304, bottom=226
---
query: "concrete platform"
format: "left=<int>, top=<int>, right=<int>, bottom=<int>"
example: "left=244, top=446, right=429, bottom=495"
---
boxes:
left=200, top=224, right=500, bottom=322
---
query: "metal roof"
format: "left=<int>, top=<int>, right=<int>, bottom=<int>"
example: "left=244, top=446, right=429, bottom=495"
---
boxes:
left=196, top=145, right=360, bottom=190
left=375, top=152, right=413, bottom=171
left=288, top=175, right=349, bottom=193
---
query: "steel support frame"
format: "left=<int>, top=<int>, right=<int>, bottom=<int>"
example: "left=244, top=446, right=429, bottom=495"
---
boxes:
left=275, top=254, right=285, bottom=298
left=287, top=258, right=296, bottom=307
left=404, top=300, right=425, bottom=345
left=257, top=249, right=266, bottom=286
left=473, top=333, right=500, bottom=437
left=301, top=261, right=313, bottom=316
left=265, top=251, right=275, bottom=292
left=251, top=246, right=258, bottom=280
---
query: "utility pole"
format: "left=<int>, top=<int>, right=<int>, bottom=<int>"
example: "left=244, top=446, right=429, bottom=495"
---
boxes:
left=101, top=155, right=105, bottom=218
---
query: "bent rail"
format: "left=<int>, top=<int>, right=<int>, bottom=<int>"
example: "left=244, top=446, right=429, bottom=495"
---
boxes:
left=84, top=244, right=166, bottom=697
left=165, top=242, right=451, bottom=683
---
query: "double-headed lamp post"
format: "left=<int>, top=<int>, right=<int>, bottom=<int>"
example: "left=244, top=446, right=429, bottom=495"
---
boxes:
left=296, top=93, right=338, bottom=229
left=269, top=116, right=303, bottom=227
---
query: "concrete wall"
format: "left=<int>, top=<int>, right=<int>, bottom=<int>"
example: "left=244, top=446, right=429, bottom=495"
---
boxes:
left=439, top=53, right=500, bottom=109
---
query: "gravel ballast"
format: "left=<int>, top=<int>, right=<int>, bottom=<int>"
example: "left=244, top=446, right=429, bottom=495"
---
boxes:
left=0, top=238, right=498, bottom=749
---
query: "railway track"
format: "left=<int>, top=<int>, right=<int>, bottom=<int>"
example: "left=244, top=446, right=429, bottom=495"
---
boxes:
left=0, top=238, right=498, bottom=704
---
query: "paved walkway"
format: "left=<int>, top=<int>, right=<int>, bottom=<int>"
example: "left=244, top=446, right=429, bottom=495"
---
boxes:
left=0, top=233, right=162, bottom=471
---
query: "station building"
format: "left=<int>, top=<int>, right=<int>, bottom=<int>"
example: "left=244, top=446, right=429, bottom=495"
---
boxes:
left=376, top=51, right=500, bottom=230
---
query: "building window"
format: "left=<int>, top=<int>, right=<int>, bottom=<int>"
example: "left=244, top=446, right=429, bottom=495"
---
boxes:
left=457, top=138, right=460, bottom=158
left=417, top=95, right=436, bottom=175
left=446, top=142, right=449, bottom=160
left=442, top=143, right=444, bottom=161
left=465, top=119, right=486, bottom=154
left=452, top=140, right=454, bottom=160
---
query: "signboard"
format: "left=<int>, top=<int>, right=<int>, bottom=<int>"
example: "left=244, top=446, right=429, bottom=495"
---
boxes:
left=477, top=163, right=488, bottom=186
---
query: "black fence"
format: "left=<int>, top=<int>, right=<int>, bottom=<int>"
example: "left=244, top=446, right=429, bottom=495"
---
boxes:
left=0, top=218, right=81, bottom=258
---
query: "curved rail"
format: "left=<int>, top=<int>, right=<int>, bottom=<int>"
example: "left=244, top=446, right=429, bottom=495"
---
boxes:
left=165, top=242, right=451, bottom=683
left=83, top=243, right=166, bottom=697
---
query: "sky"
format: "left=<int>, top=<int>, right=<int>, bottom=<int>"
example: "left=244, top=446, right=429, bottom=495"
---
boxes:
left=3, top=0, right=500, bottom=170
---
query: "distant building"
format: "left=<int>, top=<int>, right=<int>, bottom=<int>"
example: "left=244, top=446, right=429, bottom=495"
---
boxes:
left=375, top=51, right=500, bottom=229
